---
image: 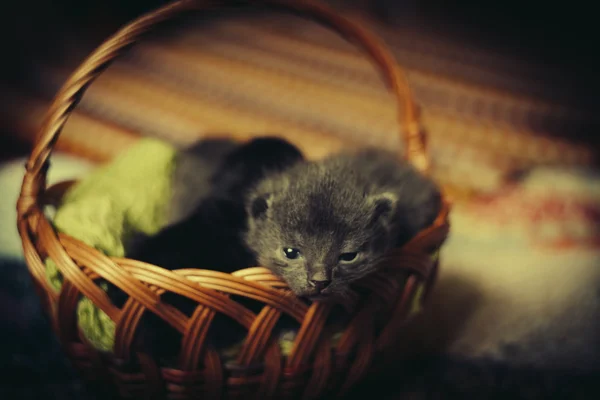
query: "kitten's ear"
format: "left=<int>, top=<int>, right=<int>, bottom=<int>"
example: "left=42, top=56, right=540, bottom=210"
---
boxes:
left=250, top=193, right=273, bottom=219
left=367, top=192, right=398, bottom=226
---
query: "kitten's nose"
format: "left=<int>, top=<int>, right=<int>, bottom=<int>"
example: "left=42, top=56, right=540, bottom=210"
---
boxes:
left=309, top=279, right=331, bottom=292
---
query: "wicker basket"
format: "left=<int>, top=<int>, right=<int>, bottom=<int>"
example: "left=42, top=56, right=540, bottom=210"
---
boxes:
left=16, top=0, right=450, bottom=399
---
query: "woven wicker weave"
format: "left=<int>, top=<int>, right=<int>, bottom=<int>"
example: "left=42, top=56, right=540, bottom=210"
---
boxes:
left=16, top=1, right=450, bottom=399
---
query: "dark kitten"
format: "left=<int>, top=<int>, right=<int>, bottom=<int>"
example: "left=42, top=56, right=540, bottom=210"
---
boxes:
left=106, top=136, right=304, bottom=360
left=124, top=136, right=304, bottom=272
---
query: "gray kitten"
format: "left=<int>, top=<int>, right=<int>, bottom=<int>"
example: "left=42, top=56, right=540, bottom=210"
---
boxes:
left=244, top=148, right=442, bottom=301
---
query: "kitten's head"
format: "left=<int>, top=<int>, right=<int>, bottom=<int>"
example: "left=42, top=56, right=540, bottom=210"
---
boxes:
left=244, top=168, right=402, bottom=301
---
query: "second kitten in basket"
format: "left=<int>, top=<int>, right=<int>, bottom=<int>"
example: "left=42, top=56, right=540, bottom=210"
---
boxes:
left=124, top=136, right=305, bottom=275
left=109, top=136, right=305, bottom=359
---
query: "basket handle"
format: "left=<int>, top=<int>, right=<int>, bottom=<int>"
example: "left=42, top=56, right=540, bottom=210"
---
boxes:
left=19, top=0, right=428, bottom=210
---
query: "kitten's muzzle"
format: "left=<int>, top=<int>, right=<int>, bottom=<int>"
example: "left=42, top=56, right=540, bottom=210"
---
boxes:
left=308, top=279, right=331, bottom=293
left=306, top=269, right=332, bottom=295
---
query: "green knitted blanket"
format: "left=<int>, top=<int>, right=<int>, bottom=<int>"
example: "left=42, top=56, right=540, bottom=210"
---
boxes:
left=45, top=138, right=178, bottom=352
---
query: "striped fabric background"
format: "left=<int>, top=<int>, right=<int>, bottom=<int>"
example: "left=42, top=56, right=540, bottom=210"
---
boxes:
left=2, top=9, right=598, bottom=200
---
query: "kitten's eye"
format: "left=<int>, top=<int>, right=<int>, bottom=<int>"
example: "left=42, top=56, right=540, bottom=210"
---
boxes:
left=283, top=248, right=301, bottom=260
left=339, top=252, right=359, bottom=263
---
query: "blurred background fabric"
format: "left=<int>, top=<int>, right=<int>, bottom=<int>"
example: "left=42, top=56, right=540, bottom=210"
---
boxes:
left=2, top=0, right=599, bottom=175
left=1, top=0, right=599, bottom=399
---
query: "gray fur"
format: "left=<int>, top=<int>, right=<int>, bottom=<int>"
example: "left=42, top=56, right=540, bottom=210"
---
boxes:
left=244, top=148, right=441, bottom=300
